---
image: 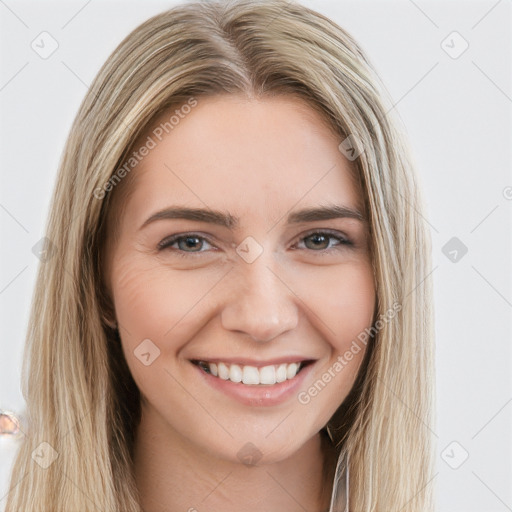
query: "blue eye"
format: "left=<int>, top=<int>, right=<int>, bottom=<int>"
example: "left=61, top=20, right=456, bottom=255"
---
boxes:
left=157, top=230, right=352, bottom=257
left=158, top=234, right=213, bottom=254
left=296, top=231, right=352, bottom=251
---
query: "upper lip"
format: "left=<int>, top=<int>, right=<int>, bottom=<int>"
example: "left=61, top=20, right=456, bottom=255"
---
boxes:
left=190, top=356, right=316, bottom=368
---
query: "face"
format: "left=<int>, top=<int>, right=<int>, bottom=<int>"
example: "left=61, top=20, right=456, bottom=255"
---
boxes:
left=104, top=94, right=375, bottom=464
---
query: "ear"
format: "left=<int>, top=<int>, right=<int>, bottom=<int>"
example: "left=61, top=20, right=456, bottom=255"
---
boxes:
left=98, top=279, right=118, bottom=330
left=101, top=313, right=118, bottom=330
left=97, top=232, right=119, bottom=330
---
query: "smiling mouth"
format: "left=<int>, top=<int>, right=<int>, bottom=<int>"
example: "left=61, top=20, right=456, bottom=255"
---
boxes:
left=191, top=360, right=314, bottom=386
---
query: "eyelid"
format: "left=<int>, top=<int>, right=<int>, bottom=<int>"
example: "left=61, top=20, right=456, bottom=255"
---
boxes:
left=157, top=228, right=352, bottom=255
left=157, top=232, right=216, bottom=252
left=291, top=227, right=351, bottom=247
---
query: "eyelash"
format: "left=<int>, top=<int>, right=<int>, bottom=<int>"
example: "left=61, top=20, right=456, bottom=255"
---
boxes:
left=157, top=229, right=353, bottom=257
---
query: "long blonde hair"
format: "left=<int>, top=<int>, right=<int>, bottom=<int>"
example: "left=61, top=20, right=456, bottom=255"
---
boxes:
left=6, top=1, right=435, bottom=510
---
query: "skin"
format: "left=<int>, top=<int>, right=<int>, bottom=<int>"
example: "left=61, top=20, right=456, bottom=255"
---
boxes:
left=104, top=94, right=376, bottom=512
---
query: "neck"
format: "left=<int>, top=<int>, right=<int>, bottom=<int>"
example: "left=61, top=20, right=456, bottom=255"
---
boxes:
left=133, top=408, right=337, bottom=512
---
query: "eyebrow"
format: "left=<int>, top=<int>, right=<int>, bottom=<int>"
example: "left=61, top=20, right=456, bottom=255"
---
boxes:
left=139, top=203, right=365, bottom=231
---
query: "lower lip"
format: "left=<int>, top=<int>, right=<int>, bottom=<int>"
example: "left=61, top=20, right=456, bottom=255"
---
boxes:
left=191, top=361, right=316, bottom=407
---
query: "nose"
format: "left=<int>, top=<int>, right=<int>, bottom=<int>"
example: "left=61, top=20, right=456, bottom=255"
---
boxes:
left=220, top=256, right=299, bottom=343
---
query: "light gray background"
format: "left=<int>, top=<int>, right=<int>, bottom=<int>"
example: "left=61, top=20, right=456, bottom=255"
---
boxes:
left=1, top=1, right=511, bottom=510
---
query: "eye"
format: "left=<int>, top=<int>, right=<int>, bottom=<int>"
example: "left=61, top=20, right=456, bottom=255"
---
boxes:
left=157, top=233, right=215, bottom=255
left=294, top=230, right=353, bottom=252
left=157, top=230, right=353, bottom=257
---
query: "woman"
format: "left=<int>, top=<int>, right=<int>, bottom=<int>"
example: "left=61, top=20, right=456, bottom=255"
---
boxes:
left=6, top=0, right=435, bottom=510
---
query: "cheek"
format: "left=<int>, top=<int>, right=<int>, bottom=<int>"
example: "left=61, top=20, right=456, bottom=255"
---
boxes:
left=110, top=255, right=228, bottom=383
left=292, top=259, right=376, bottom=352
left=112, top=252, right=375, bottom=358
left=292, top=261, right=375, bottom=425
left=110, top=256, right=204, bottom=397
left=111, top=255, right=215, bottom=341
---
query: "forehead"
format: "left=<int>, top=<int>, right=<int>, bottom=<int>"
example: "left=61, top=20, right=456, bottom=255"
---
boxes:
left=121, top=94, right=364, bottom=228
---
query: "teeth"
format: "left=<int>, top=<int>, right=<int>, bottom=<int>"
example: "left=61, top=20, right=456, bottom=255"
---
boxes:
left=230, top=364, right=242, bottom=383
left=287, top=363, right=299, bottom=379
left=198, top=360, right=304, bottom=385
left=259, top=365, right=276, bottom=385
left=242, top=366, right=260, bottom=385
left=276, top=363, right=287, bottom=383
left=218, top=362, right=229, bottom=380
